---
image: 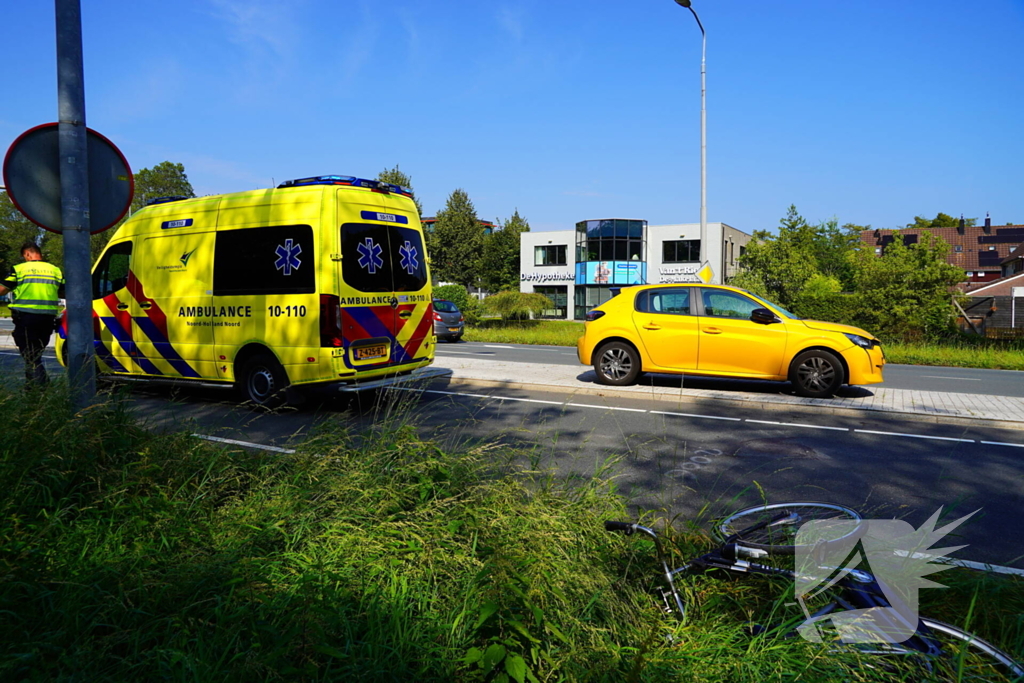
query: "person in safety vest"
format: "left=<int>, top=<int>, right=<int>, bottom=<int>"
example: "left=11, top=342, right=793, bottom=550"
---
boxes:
left=0, top=242, right=65, bottom=386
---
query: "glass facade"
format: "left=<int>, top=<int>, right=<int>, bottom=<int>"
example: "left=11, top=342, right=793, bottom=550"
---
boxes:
left=574, top=219, right=647, bottom=319
left=534, top=285, right=568, bottom=318
left=535, top=244, right=567, bottom=266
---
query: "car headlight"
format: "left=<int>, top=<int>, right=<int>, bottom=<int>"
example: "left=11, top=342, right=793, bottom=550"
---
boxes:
left=844, top=333, right=874, bottom=349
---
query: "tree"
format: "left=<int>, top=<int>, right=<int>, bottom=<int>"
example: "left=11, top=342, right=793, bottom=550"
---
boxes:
left=430, top=189, right=484, bottom=289
left=852, top=231, right=963, bottom=341
left=376, top=165, right=424, bottom=217
left=480, top=210, right=529, bottom=292
left=906, top=213, right=976, bottom=230
left=730, top=206, right=862, bottom=307
left=482, top=291, right=552, bottom=321
left=0, top=192, right=45, bottom=274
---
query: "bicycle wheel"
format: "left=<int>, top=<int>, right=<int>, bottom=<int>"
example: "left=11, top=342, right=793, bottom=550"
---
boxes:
left=715, top=502, right=863, bottom=555
left=915, top=618, right=1024, bottom=682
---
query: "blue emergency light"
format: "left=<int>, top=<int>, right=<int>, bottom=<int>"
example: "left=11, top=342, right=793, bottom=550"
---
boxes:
left=277, top=175, right=413, bottom=197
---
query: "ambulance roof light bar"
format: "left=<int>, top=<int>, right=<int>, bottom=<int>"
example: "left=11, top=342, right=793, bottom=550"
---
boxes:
left=146, top=195, right=190, bottom=206
left=277, top=175, right=413, bottom=198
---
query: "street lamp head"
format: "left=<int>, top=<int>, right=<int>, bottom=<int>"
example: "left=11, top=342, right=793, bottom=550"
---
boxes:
left=674, top=0, right=692, bottom=7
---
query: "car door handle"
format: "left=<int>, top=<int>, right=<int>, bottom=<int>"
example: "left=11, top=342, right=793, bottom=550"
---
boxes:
left=116, top=303, right=129, bottom=310
left=398, top=310, right=412, bottom=319
left=643, top=323, right=661, bottom=330
left=140, top=302, right=152, bottom=309
left=702, top=327, right=722, bottom=334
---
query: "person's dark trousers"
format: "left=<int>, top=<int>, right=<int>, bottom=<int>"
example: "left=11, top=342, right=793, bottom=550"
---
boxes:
left=11, top=310, right=55, bottom=386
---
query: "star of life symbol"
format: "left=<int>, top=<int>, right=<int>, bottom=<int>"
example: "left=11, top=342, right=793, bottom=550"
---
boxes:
left=399, top=240, right=419, bottom=275
left=793, top=508, right=977, bottom=644
left=274, top=239, right=302, bottom=276
left=357, top=237, right=384, bottom=274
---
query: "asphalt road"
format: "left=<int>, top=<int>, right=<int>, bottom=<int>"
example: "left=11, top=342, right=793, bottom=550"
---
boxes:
left=435, top=341, right=1024, bottom=398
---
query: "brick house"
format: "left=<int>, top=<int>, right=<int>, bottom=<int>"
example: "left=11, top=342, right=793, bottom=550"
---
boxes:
left=860, top=217, right=1024, bottom=286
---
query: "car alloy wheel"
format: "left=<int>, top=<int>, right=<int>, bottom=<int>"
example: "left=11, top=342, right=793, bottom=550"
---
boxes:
left=790, top=349, right=844, bottom=398
left=594, top=342, right=641, bottom=386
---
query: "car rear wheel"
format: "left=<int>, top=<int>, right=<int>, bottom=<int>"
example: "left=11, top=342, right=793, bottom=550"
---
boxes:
left=238, top=353, right=289, bottom=409
left=789, top=349, right=845, bottom=398
left=594, top=342, right=642, bottom=386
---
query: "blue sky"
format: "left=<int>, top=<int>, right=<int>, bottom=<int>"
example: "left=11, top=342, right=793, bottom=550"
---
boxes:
left=3, top=0, right=1023, bottom=234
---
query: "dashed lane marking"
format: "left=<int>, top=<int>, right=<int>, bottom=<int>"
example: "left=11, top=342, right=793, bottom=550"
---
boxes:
left=747, top=419, right=849, bottom=432
left=650, top=410, right=741, bottom=422
left=921, top=375, right=982, bottom=381
left=484, top=345, right=515, bottom=349
left=981, top=440, right=1024, bottom=448
left=855, top=429, right=974, bottom=443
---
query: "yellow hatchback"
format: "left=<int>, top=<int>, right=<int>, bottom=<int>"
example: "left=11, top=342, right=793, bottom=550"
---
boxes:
left=576, top=284, right=884, bottom=398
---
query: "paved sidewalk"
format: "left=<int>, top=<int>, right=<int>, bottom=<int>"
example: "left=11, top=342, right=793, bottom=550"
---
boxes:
left=432, top=356, right=1024, bottom=430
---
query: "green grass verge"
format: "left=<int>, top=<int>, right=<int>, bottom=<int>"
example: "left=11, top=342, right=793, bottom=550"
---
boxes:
left=1, top=382, right=1020, bottom=680
left=463, top=320, right=1024, bottom=371
left=0, top=304, right=9, bottom=318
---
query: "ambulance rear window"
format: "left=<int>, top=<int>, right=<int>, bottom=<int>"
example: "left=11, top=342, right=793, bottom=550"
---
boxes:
left=213, top=225, right=316, bottom=296
left=341, top=224, right=427, bottom=293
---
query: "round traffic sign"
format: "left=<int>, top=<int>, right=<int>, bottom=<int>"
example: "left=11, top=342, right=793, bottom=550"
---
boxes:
left=2, top=123, right=133, bottom=234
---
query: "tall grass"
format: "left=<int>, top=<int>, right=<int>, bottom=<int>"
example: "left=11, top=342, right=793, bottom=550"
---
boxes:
left=464, top=320, right=583, bottom=347
left=0, top=381, right=1020, bottom=680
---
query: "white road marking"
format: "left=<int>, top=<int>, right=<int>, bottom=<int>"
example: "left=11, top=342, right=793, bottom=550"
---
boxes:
left=433, top=350, right=480, bottom=355
left=746, top=419, right=849, bottom=432
left=567, top=402, right=647, bottom=413
left=921, top=375, right=982, bottom=381
left=980, top=440, right=1024, bottom=448
left=193, top=434, right=296, bottom=454
left=484, top=345, right=515, bottom=349
left=650, top=410, right=741, bottom=422
left=855, top=429, right=974, bottom=443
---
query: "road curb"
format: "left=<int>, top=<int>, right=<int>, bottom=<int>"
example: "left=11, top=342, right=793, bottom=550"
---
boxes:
left=437, top=376, right=1024, bottom=433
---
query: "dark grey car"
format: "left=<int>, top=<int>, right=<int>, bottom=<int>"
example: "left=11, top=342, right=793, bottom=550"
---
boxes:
left=432, top=299, right=464, bottom=342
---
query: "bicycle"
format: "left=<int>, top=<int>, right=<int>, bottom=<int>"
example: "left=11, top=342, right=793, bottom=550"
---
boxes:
left=605, top=502, right=1024, bottom=681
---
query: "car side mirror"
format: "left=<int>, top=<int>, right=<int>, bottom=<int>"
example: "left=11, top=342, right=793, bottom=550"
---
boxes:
left=750, top=307, right=781, bottom=325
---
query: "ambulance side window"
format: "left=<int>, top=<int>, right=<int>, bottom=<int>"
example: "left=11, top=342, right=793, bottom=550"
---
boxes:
left=391, top=226, right=427, bottom=292
left=93, top=242, right=132, bottom=299
left=213, top=225, right=316, bottom=296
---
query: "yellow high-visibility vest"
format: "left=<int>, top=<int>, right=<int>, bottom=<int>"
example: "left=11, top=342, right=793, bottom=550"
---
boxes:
left=8, top=261, right=64, bottom=314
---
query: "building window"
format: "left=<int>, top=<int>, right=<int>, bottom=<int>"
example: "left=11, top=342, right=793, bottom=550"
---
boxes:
left=954, top=245, right=963, bottom=252
left=534, top=244, right=567, bottom=266
left=662, top=239, right=701, bottom=263
left=575, top=219, right=647, bottom=286
left=574, top=285, right=615, bottom=320
left=989, top=246, right=997, bottom=251
left=534, top=286, right=567, bottom=318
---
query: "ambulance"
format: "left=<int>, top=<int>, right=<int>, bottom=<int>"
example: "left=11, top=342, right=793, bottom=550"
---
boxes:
left=56, top=175, right=435, bottom=407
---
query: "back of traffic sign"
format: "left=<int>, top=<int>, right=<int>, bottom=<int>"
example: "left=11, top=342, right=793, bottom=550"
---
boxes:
left=2, top=123, right=133, bottom=234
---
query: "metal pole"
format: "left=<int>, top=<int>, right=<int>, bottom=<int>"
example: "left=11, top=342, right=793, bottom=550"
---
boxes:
left=55, top=0, right=96, bottom=405
left=691, top=7, right=707, bottom=280
left=673, top=1, right=709, bottom=281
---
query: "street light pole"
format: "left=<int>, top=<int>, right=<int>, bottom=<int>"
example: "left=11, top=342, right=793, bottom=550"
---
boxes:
left=673, top=0, right=707, bottom=277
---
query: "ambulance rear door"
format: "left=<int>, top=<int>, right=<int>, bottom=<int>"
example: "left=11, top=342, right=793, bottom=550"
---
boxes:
left=90, top=241, right=136, bottom=374
left=337, top=190, right=431, bottom=372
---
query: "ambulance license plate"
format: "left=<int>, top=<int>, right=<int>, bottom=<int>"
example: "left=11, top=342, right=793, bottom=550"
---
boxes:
left=354, top=344, right=387, bottom=361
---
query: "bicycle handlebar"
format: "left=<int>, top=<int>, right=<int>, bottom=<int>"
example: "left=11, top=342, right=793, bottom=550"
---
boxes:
left=604, top=520, right=637, bottom=534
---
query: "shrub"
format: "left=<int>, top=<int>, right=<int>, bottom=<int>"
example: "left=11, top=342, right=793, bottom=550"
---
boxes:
left=482, top=291, right=553, bottom=321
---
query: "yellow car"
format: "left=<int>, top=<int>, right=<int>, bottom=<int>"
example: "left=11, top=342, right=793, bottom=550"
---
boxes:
left=576, top=284, right=884, bottom=398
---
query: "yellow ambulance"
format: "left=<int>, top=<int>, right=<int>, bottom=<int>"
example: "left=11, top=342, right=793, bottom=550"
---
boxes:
left=56, top=175, right=435, bottom=406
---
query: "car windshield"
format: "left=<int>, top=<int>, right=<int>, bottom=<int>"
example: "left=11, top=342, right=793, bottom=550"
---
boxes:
left=433, top=300, right=459, bottom=313
left=746, top=292, right=801, bottom=320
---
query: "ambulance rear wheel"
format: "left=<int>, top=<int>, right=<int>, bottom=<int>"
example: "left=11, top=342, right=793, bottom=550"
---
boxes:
left=239, top=353, right=289, bottom=409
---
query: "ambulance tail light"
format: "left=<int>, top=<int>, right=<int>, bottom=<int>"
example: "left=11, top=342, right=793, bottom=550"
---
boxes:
left=320, top=294, right=343, bottom=347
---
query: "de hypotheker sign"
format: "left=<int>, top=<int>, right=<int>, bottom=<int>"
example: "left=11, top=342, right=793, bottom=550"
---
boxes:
left=521, top=272, right=574, bottom=283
